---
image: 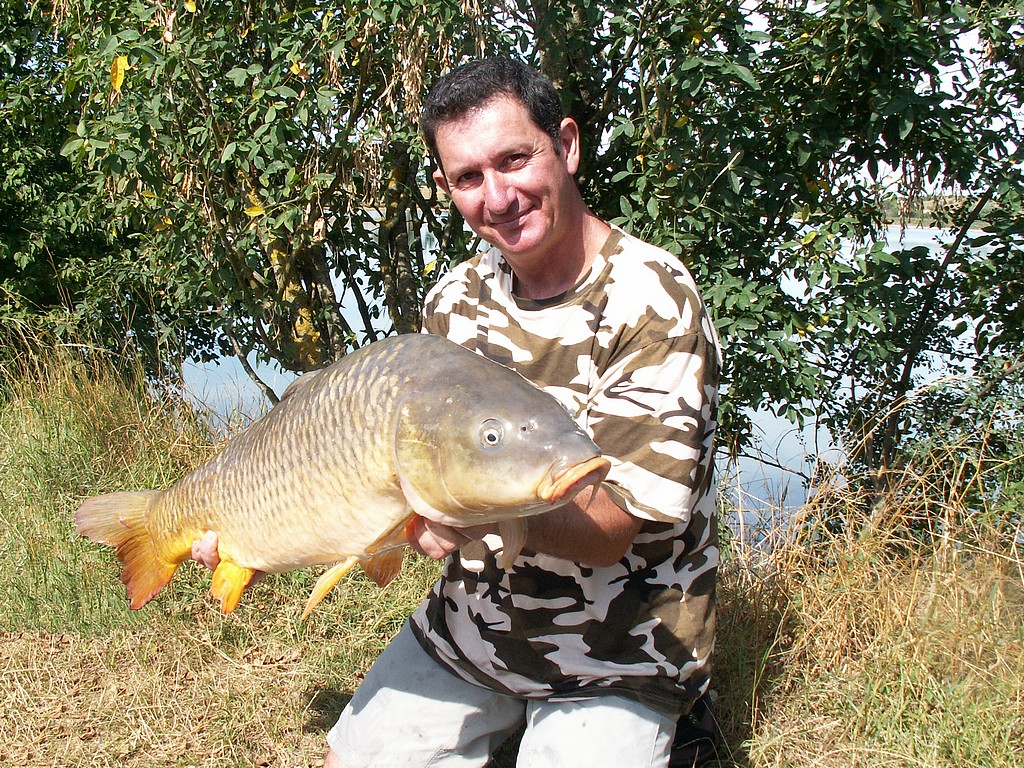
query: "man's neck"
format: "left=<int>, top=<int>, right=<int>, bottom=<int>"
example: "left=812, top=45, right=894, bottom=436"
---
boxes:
left=509, top=213, right=611, bottom=300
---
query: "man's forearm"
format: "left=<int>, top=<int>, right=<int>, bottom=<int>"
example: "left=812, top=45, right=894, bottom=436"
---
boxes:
left=524, top=486, right=642, bottom=567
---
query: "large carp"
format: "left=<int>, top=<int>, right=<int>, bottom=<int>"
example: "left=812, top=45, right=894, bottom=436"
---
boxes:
left=76, top=334, right=609, bottom=618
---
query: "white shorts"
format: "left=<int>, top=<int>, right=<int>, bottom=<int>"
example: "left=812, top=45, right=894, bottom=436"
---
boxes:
left=326, top=621, right=676, bottom=768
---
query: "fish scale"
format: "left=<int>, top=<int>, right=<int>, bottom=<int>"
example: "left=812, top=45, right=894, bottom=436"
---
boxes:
left=75, top=334, right=610, bottom=616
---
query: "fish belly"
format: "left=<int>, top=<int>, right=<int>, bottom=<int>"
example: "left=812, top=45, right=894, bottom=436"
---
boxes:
left=151, top=447, right=409, bottom=574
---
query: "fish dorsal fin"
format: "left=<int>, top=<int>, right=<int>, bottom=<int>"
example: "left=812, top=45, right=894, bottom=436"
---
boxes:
left=302, top=556, right=360, bottom=619
left=360, top=549, right=404, bottom=587
left=495, top=518, right=528, bottom=570
left=279, top=368, right=324, bottom=402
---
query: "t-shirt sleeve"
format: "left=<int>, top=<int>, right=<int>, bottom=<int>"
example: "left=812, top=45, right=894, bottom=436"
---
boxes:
left=589, top=330, right=719, bottom=524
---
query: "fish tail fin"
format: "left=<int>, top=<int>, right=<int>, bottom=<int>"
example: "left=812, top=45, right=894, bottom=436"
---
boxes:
left=210, top=560, right=257, bottom=613
left=75, top=491, right=180, bottom=609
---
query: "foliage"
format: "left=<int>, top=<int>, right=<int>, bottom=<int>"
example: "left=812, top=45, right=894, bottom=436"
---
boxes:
left=53, top=0, right=493, bottom=386
left=1, top=3, right=110, bottom=344
left=5, top=0, right=1023, bottom=463
left=558, top=0, right=1024, bottom=478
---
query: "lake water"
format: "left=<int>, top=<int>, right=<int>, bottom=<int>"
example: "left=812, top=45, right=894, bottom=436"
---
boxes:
left=181, top=226, right=959, bottom=517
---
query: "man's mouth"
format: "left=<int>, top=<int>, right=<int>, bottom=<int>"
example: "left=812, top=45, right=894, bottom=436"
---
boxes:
left=488, top=207, right=532, bottom=230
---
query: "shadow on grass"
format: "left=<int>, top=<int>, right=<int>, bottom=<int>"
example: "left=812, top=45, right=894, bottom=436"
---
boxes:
left=305, top=689, right=353, bottom=735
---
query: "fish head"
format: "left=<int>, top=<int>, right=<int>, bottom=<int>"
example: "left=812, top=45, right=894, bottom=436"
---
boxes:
left=394, top=355, right=610, bottom=526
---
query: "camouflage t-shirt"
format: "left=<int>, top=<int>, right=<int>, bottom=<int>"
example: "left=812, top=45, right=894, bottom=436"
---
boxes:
left=409, top=227, right=722, bottom=716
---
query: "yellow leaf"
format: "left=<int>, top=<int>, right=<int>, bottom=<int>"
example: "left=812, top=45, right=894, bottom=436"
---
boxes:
left=184, top=0, right=197, bottom=11
left=245, top=192, right=265, bottom=218
left=153, top=216, right=172, bottom=231
left=423, top=260, right=436, bottom=276
left=110, top=55, right=128, bottom=93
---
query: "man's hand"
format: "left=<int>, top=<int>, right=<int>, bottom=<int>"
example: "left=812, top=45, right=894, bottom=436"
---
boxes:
left=190, top=530, right=266, bottom=585
left=406, top=485, right=640, bottom=568
left=406, top=516, right=496, bottom=560
left=190, top=530, right=221, bottom=570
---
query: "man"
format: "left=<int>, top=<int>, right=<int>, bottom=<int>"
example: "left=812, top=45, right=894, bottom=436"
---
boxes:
left=197, top=57, right=722, bottom=767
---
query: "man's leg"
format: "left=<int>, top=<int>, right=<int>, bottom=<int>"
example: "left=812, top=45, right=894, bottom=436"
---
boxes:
left=515, top=695, right=676, bottom=768
left=326, top=621, right=524, bottom=767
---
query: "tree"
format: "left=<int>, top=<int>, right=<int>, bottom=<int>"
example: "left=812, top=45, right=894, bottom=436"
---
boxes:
left=29, top=0, right=1024, bottom=473
left=55, top=0, right=491, bottom=397
left=527, top=0, right=1023, bottom=488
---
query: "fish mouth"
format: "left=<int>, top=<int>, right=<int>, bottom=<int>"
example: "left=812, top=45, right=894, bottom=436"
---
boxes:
left=537, top=456, right=611, bottom=504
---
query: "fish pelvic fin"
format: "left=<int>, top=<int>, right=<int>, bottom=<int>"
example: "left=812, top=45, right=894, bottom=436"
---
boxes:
left=495, top=518, right=528, bottom=570
left=302, top=556, right=359, bottom=619
left=210, top=560, right=257, bottom=613
left=361, top=549, right=404, bottom=588
left=74, top=491, right=180, bottom=610
left=358, top=512, right=414, bottom=587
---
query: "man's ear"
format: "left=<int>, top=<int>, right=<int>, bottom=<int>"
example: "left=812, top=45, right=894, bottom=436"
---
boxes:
left=559, top=117, right=581, bottom=176
left=432, top=167, right=450, bottom=195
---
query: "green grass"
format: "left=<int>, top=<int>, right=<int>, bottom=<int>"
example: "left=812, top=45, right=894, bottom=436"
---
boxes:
left=1, top=340, right=1021, bottom=767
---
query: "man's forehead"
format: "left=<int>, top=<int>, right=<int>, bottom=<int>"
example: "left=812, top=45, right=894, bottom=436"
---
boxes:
left=437, top=94, right=530, bottom=133
left=434, top=96, right=547, bottom=166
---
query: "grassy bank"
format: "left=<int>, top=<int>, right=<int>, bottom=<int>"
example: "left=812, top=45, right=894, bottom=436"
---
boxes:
left=1, top=344, right=1021, bottom=767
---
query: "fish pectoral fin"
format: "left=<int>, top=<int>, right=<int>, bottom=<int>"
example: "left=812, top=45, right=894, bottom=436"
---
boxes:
left=301, top=556, right=359, bottom=620
left=495, top=519, right=528, bottom=570
left=356, top=512, right=413, bottom=587
left=210, top=560, right=257, bottom=614
left=360, top=549, right=404, bottom=588
left=364, top=512, right=415, bottom=555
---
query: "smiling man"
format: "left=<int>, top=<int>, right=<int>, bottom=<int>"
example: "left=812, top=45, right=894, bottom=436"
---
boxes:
left=321, top=57, right=724, bottom=768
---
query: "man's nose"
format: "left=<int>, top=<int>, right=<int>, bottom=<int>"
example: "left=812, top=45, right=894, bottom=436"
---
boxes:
left=482, top=172, right=515, bottom=213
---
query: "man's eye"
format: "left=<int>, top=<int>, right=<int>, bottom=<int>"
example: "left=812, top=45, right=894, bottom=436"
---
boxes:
left=454, top=172, right=481, bottom=188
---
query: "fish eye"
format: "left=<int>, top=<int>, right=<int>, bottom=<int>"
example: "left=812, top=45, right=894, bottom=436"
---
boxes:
left=479, top=419, right=504, bottom=447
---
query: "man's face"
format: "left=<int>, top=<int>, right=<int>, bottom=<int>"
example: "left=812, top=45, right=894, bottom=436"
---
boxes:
left=431, top=95, right=580, bottom=268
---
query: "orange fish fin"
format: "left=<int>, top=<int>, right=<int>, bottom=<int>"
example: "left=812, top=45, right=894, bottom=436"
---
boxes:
left=75, top=491, right=181, bottom=609
left=302, top=556, right=359, bottom=619
left=364, top=512, right=415, bottom=554
left=495, top=518, right=528, bottom=570
left=210, top=560, right=256, bottom=613
left=360, top=548, right=404, bottom=588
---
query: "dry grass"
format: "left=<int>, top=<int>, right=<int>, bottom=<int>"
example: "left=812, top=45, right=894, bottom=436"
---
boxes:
left=0, top=559, right=440, bottom=768
left=2, top=340, right=1022, bottom=767
left=713, top=442, right=1024, bottom=768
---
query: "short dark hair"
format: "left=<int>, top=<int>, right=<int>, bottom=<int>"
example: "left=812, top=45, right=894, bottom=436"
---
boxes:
left=420, top=57, right=564, bottom=163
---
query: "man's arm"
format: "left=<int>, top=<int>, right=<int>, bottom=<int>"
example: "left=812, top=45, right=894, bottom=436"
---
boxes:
left=409, top=485, right=642, bottom=568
